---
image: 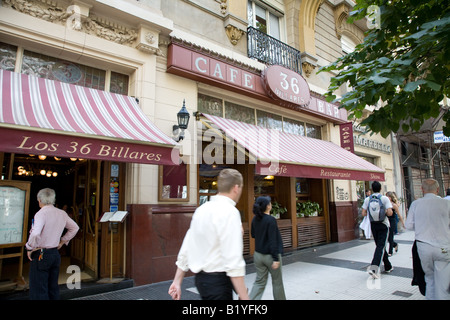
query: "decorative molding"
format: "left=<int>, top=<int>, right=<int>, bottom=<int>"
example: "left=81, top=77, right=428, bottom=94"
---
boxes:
left=135, top=25, right=163, bottom=55
left=225, top=24, right=245, bottom=46
left=298, top=0, right=324, bottom=55
left=333, top=1, right=364, bottom=43
left=301, top=52, right=318, bottom=78
left=3, top=0, right=138, bottom=46
left=302, top=62, right=315, bottom=77
left=219, top=0, right=227, bottom=15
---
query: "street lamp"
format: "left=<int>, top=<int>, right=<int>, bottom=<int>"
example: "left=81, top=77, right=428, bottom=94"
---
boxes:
left=173, top=99, right=190, bottom=141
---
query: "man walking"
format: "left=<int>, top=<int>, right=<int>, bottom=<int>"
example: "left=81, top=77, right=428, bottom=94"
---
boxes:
left=168, top=169, right=249, bottom=300
left=361, top=181, right=393, bottom=279
left=26, top=188, right=79, bottom=300
left=406, top=179, right=450, bottom=300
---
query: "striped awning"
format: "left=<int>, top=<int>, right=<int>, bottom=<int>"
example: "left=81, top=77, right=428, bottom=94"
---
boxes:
left=0, top=69, right=178, bottom=165
left=202, top=114, right=385, bottom=181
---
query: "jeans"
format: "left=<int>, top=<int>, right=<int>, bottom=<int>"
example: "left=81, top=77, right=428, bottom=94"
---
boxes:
left=370, top=222, right=392, bottom=271
left=29, top=248, right=61, bottom=300
left=195, top=271, right=233, bottom=300
left=388, top=216, right=398, bottom=254
left=249, top=251, right=286, bottom=300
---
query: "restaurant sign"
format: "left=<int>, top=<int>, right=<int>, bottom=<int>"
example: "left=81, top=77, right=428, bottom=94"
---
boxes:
left=0, top=127, right=177, bottom=166
left=256, top=162, right=385, bottom=182
left=262, top=65, right=310, bottom=107
left=167, top=43, right=348, bottom=123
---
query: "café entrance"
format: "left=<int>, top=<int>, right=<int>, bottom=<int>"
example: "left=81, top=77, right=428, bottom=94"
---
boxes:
left=0, top=152, right=126, bottom=288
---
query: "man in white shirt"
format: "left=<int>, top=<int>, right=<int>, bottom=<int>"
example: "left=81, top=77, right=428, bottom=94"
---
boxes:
left=406, top=179, right=450, bottom=300
left=444, top=188, right=450, bottom=200
left=168, top=169, right=249, bottom=300
left=362, top=181, right=393, bottom=279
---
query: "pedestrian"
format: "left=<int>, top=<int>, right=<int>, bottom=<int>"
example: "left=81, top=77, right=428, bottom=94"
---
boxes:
left=249, top=196, right=286, bottom=300
left=386, top=191, right=404, bottom=255
left=168, top=169, right=249, bottom=300
left=26, top=188, right=79, bottom=300
left=405, top=178, right=450, bottom=300
left=444, top=188, right=450, bottom=200
left=361, top=181, right=394, bottom=279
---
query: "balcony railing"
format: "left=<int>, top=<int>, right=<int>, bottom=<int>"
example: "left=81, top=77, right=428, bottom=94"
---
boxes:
left=247, top=26, right=302, bottom=74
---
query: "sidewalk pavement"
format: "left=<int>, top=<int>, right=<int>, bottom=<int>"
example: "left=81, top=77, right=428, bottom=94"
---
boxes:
left=75, top=230, right=425, bottom=300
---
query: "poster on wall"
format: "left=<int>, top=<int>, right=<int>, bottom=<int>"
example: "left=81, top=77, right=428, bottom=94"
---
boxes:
left=110, top=164, right=119, bottom=212
left=0, top=186, right=26, bottom=245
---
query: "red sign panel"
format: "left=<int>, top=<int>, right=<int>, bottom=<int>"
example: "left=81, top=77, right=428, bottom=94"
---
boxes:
left=262, top=65, right=311, bottom=107
left=0, top=127, right=178, bottom=166
left=167, top=43, right=348, bottom=123
left=256, top=162, right=385, bottom=182
left=339, top=122, right=355, bottom=153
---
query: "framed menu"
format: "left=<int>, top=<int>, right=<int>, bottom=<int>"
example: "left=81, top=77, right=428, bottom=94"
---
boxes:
left=0, top=181, right=31, bottom=247
left=158, top=163, right=189, bottom=202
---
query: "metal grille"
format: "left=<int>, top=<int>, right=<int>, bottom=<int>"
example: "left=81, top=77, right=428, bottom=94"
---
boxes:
left=247, top=26, right=302, bottom=74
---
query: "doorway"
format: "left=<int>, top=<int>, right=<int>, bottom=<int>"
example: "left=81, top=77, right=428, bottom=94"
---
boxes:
left=0, top=153, right=101, bottom=286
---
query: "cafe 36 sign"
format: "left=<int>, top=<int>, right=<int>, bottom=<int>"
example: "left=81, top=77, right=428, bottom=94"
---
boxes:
left=262, top=65, right=311, bottom=107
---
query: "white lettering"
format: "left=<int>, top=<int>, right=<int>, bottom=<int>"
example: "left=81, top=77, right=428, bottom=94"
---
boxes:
left=243, top=73, right=254, bottom=89
left=229, top=68, right=238, bottom=83
left=195, top=57, right=207, bottom=73
left=212, top=63, right=224, bottom=79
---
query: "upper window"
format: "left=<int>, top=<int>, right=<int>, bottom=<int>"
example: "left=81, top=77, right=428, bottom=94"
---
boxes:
left=0, top=42, right=129, bottom=95
left=0, top=43, right=17, bottom=72
left=248, top=1, right=281, bottom=40
left=22, top=50, right=107, bottom=90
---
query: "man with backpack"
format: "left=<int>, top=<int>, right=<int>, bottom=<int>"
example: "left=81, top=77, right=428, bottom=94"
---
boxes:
left=361, top=181, right=393, bottom=279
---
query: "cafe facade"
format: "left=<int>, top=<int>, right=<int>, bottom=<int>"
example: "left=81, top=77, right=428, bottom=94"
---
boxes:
left=0, top=0, right=397, bottom=288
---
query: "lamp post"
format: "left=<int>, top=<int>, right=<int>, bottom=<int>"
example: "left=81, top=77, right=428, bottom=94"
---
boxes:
left=173, top=99, right=190, bottom=141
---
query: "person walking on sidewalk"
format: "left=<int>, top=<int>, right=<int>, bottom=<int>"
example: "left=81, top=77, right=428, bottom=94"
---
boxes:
left=168, top=169, right=249, bottom=300
left=249, top=196, right=286, bottom=300
left=386, top=191, right=404, bottom=255
left=406, top=178, right=450, bottom=300
left=26, top=188, right=79, bottom=300
left=361, top=181, right=393, bottom=279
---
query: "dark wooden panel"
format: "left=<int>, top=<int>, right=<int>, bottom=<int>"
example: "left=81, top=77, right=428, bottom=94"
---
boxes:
left=297, top=216, right=327, bottom=248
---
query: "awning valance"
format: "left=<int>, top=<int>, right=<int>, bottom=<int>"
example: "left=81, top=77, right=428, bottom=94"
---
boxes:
left=202, top=114, right=385, bottom=181
left=0, top=69, right=178, bottom=165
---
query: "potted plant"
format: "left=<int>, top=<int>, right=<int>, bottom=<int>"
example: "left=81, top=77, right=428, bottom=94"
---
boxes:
left=271, top=201, right=287, bottom=219
left=297, top=201, right=322, bottom=217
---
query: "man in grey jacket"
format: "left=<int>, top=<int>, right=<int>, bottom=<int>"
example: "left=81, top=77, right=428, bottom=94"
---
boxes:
left=406, top=179, right=450, bottom=300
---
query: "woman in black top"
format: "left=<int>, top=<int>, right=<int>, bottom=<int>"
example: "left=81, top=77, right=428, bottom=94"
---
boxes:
left=249, top=196, right=286, bottom=300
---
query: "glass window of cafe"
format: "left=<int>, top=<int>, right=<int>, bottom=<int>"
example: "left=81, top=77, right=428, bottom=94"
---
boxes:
left=197, top=93, right=325, bottom=218
left=0, top=42, right=129, bottom=94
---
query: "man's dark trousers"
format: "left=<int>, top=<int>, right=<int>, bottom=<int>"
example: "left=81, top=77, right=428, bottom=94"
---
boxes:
left=29, top=248, right=61, bottom=300
left=370, top=222, right=392, bottom=270
left=195, top=271, right=233, bottom=300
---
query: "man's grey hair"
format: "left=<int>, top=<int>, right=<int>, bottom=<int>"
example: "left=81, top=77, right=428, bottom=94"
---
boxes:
left=37, top=188, right=56, bottom=205
left=422, top=179, right=439, bottom=194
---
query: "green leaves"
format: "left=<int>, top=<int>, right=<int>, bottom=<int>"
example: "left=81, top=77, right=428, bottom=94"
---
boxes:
left=319, top=0, right=450, bottom=138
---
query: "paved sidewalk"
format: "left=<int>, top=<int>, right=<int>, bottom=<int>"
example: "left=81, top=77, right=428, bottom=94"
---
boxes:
left=75, top=230, right=424, bottom=300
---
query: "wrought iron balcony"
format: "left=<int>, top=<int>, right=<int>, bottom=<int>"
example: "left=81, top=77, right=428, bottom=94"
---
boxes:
left=247, top=26, right=302, bottom=74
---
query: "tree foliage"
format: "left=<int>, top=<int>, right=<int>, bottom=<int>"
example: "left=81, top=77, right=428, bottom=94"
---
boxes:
left=319, top=0, right=450, bottom=138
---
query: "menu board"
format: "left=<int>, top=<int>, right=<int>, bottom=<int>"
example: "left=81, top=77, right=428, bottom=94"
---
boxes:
left=0, top=182, right=30, bottom=246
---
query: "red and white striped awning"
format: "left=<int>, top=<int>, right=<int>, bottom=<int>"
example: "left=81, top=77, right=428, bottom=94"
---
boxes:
left=202, top=114, right=385, bottom=181
left=0, top=69, right=178, bottom=165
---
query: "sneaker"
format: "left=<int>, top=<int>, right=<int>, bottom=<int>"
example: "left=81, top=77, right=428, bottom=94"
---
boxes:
left=395, top=244, right=399, bottom=253
left=384, top=266, right=394, bottom=273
